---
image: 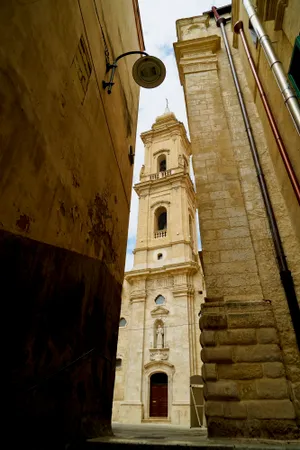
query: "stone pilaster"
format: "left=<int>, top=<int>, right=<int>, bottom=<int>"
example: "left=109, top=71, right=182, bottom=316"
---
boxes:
left=119, top=277, right=146, bottom=423
left=174, top=17, right=300, bottom=438
left=174, top=34, right=263, bottom=302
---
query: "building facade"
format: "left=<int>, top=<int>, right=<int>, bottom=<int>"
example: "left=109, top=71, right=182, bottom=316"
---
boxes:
left=174, top=1, right=300, bottom=439
left=113, top=109, right=205, bottom=426
left=1, top=0, right=144, bottom=446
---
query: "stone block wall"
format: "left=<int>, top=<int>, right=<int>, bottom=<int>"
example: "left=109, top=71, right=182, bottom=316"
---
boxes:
left=174, top=10, right=300, bottom=438
left=200, top=300, right=299, bottom=438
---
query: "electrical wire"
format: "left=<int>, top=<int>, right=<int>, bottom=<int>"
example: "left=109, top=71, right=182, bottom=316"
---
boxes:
left=119, top=321, right=200, bottom=332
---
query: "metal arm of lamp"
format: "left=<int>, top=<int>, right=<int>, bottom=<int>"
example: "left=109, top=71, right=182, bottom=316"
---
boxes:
left=102, top=51, right=166, bottom=94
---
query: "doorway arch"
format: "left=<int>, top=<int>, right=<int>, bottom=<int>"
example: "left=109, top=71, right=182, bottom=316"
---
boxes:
left=150, top=372, right=168, bottom=417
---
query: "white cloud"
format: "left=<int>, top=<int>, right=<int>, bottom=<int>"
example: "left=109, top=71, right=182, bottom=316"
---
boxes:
left=125, top=0, right=227, bottom=271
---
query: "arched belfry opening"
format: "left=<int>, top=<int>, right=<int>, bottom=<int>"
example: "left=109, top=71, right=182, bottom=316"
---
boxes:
left=150, top=372, right=168, bottom=417
left=157, top=154, right=167, bottom=172
left=155, top=206, right=167, bottom=232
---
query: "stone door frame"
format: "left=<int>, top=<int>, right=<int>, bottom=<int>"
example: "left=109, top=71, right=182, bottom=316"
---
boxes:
left=143, top=361, right=175, bottom=421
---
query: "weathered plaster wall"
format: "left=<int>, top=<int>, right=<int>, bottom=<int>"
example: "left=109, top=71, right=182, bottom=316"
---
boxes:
left=1, top=0, right=142, bottom=446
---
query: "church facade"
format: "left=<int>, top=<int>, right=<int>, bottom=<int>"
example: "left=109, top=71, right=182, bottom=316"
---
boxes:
left=112, top=109, right=205, bottom=426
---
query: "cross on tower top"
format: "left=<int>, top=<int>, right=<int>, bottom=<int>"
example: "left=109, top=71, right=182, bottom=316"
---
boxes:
left=165, top=98, right=170, bottom=114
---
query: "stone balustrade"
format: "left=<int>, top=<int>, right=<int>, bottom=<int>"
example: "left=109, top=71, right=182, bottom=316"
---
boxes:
left=141, top=167, right=187, bottom=182
left=154, top=231, right=167, bottom=238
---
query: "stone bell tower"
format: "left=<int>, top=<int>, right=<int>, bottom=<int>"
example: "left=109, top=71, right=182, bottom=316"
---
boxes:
left=112, top=108, right=205, bottom=426
left=134, top=107, right=198, bottom=269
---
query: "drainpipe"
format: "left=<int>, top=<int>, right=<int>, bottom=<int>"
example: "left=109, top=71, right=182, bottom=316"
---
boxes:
left=234, top=21, right=300, bottom=205
left=243, top=0, right=300, bottom=136
left=211, top=6, right=300, bottom=351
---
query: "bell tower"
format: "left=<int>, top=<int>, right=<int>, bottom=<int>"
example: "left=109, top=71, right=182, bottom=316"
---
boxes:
left=113, top=108, right=205, bottom=426
left=133, top=107, right=198, bottom=269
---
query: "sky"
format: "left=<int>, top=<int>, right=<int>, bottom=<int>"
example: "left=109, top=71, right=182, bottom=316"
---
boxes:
left=125, top=0, right=228, bottom=271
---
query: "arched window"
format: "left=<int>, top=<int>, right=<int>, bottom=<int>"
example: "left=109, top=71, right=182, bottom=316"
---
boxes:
left=119, top=318, right=127, bottom=327
left=157, top=253, right=163, bottom=260
left=155, top=295, right=165, bottom=305
left=155, top=207, right=167, bottom=231
left=157, top=154, right=167, bottom=172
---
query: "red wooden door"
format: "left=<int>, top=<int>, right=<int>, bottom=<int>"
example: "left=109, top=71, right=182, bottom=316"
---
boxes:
left=150, top=375, right=168, bottom=417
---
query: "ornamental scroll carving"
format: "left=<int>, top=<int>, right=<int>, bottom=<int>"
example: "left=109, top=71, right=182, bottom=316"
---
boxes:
left=150, top=348, right=169, bottom=361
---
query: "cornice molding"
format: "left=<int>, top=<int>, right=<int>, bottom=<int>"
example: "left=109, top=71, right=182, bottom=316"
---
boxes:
left=150, top=200, right=171, bottom=209
left=140, top=122, right=190, bottom=149
left=153, top=149, right=171, bottom=157
left=144, top=360, right=175, bottom=373
left=130, top=295, right=146, bottom=303
left=151, top=306, right=170, bottom=317
left=174, top=35, right=221, bottom=85
left=174, top=34, right=221, bottom=56
left=172, top=287, right=195, bottom=298
left=133, top=238, right=194, bottom=252
left=134, top=171, right=196, bottom=198
left=125, top=261, right=199, bottom=281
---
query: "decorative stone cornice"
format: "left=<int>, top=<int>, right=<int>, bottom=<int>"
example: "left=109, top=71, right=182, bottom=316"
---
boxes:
left=150, top=200, right=171, bottom=209
left=144, top=360, right=175, bottom=374
left=134, top=171, right=196, bottom=201
left=125, top=261, right=199, bottom=281
left=151, top=306, right=169, bottom=317
left=133, top=238, right=194, bottom=253
left=153, top=149, right=171, bottom=157
left=174, top=35, right=221, bottom=85
left=140, top=119, right=190, bottom=150
left=149, top=348, right=169, bottom=362
left=172, top=287, right=195, bottom=298
left=130, top=294, right=146, bottom=303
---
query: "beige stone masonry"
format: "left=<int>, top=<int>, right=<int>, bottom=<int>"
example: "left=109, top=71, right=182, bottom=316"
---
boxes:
left=175, top=3, right=300, bottom=438
left=199, top=299, right=299, bottom=438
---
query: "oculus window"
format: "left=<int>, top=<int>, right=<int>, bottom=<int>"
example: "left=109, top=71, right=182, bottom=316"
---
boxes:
left=155, top=295, right=165, bottom=305
left=119, top=318, right=127, bottom=327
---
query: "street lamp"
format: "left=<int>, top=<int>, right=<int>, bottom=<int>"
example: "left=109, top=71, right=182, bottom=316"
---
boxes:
left=102, top=51, right=166, bottom=94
